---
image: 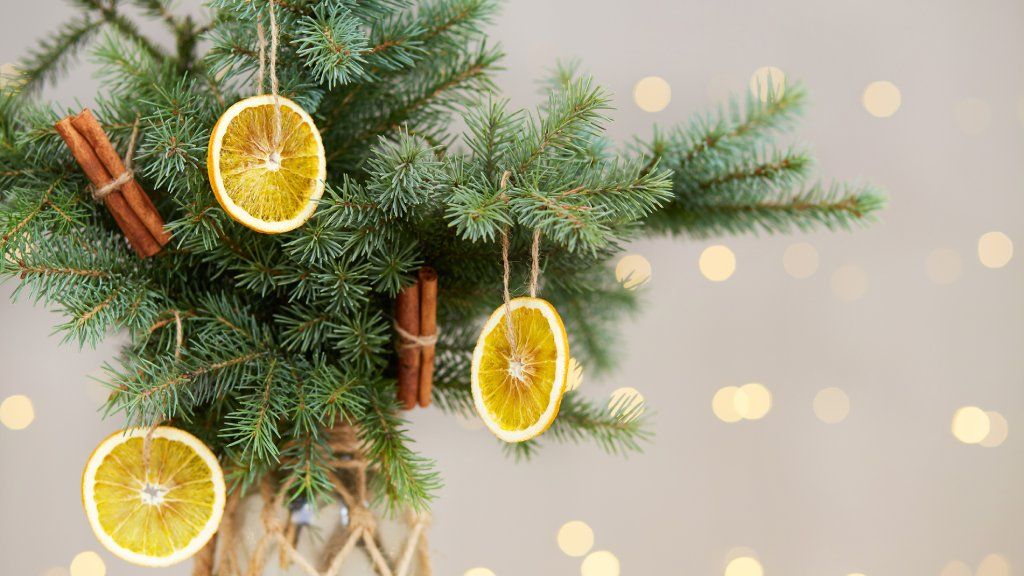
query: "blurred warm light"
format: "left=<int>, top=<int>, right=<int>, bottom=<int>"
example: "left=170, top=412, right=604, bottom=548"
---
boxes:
left=725, top=556, right=764, bottom=576
left=831, top=264, right=868, bottom=301
left=41, top=567, right=70, bottom=576
left=813, top=387, right=851, bottom=424
left=925, top=249, right=963, bottom=285
left=783, top=242, right=819, bottom=279
left=581, top=550, right=620, bottom=576
left=737, top=383, right=771, bottom=420
left=567, top=357, right=584, bottom=392
left=749, top=66, right=785, bottom=102
left=0, top=62, right=18, bottom=89
left=463, top=568, right=495, bottom=576
left=847, top=573, right=867, bottom=576
left=978, top=231, right=1013, bottom=268
left=712, top=386, right=744, bottom=423
left=954, top=98, right=991, bottom=134
left=0, top=394, right=35, bottom=430
left=633, top=76, right=672, bottom=113
left=700, top=245, right=736, bottom=282
left=940, top=560, right=973, bottom=576
left=862, top=81, right=901, bottom=118
left=951, top=406, right=991, bottom=444
left=615, top=254, right=652, bottom=290
left=707, top=74, right=735, bottom=102
left=980, top=411, right=1009, bottom=448
left=609, top=387, right=645, bottom=422
left=557, top=520, right=594, bottom=557
left=976, top=554, right=1011, bottom=576
left=70, top=552, right=105, bottom=576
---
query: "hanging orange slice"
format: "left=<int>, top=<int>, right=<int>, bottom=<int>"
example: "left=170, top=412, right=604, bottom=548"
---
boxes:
left=207, top=95, right=326, bottom=234
left=471, top=297, right=570, bottom=442
left=81, top=427, right=226, bottom=567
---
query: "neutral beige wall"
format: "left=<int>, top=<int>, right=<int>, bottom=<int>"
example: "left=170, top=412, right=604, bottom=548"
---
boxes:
left=2, top=1, right=1023, bottom=575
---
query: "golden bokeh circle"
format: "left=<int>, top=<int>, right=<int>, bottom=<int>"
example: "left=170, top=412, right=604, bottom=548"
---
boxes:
left=70, top=551, right=106, bottom=576
left=633, top=76, right=672, bottom=113
left=737, top=383, right=772, bottom=420
left=813, top=387, right=851, bottom=424
left=978, top=231, right=1013, bottom=268
left=700, top=245, right=736, bottom=282
left=749, top=66, right=785, bottom=102
left=979, top=411, right=1009, bottom=448
left=724, top=556, right=764, bottom=576
left=463, top=568, right=496, bottom=576
left=0, top=394, right=35, bottom=430
left=940, top=560, right=973, bottom=576
left=712, top=386, right=744, bottom=423
left=557, top=520, right=594, bottom=557
left=976, top=554, right=1011, bottom=576
left=830, top=264, right=868, bottom=302
left=609, top=387, right=645, bottom=422
left=581, top=550, right=620, bottom=576
left=862, top=81, right=901, bottom=118
left=783, top=242, right=819, bottom=279
left=567, top=357, right=584, bottom=392
left=951, top=406, right=991, bottom=444
left=615, top=254, right=652, bottom=290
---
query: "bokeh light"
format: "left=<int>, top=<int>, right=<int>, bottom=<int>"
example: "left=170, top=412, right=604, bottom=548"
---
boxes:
left=40, top=567, right=70, bottom=576
left=831, top=264, right=868, bottom=301
left=0, top=394, right=35, bottom=430
left=940, top=560, right=973, bottom=576
left=609, top=387, right=645, bottom=422
left=567, top=357, right=584, bottom=392
left=951, top=406, right=991, bottom=444
left=0, top=62, right=19, bottom=89
left=615, top=254, right=651, bottom=290
left=463, top=568, right=495, bottom=576
left=862, top=80, right=901, bottom=118
left=749, top=66, right=785, bottom=102
left=737, top=383, right=772, bottom=420
left=557, top=520, right=594, bottom=557
left=954, top=98, right=991, bottom=134
left=700, top=245, right=736, bottom=282
left=979, top=411, right=1009, bottom=448
left=633, top=76, right=671, bottom=113
left=925, top=249, right=963, bottom=285
left=724, top=556, right=764, bottom=576
left=978, top=231, right=1013, bottom=268
left=712, top=386, right=744, bottom=423
left=70, top=552, right=106, bottom=576
left=813, top=387, right=851, bottom=424
left=581, top=550, right=620, bottom=576
left=783, top=242, right=819, bottom=279
left=976, top=554, right=1011, bottom=576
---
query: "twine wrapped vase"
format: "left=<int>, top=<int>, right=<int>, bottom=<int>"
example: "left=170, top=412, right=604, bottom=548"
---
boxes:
left=195, top=425, right=432, bottom=576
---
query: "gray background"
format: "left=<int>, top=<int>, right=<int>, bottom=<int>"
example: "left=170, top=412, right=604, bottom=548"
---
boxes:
left=2, top=0, right=1023, bottom=575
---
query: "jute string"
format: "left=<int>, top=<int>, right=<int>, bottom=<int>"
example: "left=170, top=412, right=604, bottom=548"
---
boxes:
left=197, top=423, right=432, bottom=576
left=91, top=116, right=140, bottom=203
left=255, top=0, right=283, bottom=149
left=394, top=324, right=440, bottom=351
left=497, top=170, right=543, bottom=359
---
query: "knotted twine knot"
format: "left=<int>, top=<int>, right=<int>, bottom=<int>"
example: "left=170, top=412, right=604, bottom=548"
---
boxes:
left=348, top=506, right=377, bottom=535
left=393, top=323, right=440, bottom=351
left=91, top=116, right=140, bottom=203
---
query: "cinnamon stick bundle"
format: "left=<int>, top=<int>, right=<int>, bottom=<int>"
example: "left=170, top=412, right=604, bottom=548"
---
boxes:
left=395, top=267, right=440, bottom=409
left=55, top=109, right=169, bottom=258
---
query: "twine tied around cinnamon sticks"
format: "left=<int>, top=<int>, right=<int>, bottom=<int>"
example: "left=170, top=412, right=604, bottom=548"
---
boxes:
left=395, top=268, right=439, bottom=410
left=55, top=109, right=170, bottom=258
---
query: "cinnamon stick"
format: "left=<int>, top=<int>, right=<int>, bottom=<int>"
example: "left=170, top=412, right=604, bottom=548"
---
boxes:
left=395, top=282, right=421, bottom=410
left=71, top=109, right=170, bottom=246
left=54, top=118, right=161, bottom=258
left=417, top=267, right=438, bottom=408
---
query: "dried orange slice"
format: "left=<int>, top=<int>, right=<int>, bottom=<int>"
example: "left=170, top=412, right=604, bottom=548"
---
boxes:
left=81, top=427, right=226, bottom=567
left=207, top=95, right=326, bottom=233
left=471, top=297, right=570, bottom=442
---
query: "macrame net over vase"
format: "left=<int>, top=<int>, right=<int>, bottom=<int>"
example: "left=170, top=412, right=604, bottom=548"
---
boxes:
left=193, top=423, right=432, bottom=576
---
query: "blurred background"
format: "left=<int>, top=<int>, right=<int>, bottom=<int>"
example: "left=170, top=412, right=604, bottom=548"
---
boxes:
left=2, top=0, right=1023, bottom=575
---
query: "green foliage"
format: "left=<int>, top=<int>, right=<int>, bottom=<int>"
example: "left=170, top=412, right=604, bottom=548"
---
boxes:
left=0, top=0, right=881, bottom=510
